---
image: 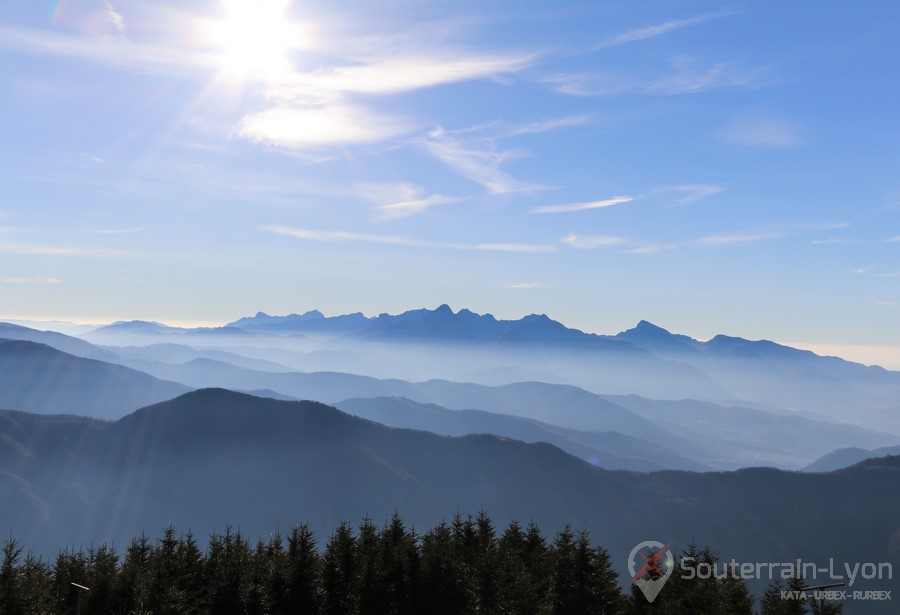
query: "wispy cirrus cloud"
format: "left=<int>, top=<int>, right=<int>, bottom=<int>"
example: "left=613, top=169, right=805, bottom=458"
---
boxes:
left=532, top=196, right=633, bottom=214
left=359, top=181, right=467, bottom=219
left=0, top=24, right=217, bottom=76
left=420, top=127, right=546, bottom=194
left=503, top=114, right=593, bottom=137
left=649, top=184, right=725, bottom=206
left=3, top=276, right=63, bottom=285
left=86, top=226, right=145, bottom=234
left=884, top=235, right=900, bottom=243
left=238, top=101, right=414, bottom=149
left=562, top=234, right=628, bottom=249
left=375, top=194, right=466, bottom=220
left=0, top=240, right=125, bottom=257
left=502, top=282, right=541, bottom=289
left=262, top=225, right=555, bottom=253
left=693, top=232, right=783, bottom=247
left=545, top=57, right=757, bottom=97
left=593, top=10, right=734, bottom=50
left=279, top=53, right=534, bottom=97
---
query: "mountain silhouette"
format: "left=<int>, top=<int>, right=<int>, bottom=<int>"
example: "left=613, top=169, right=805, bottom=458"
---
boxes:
left=0, top=339, right=190, bottom=418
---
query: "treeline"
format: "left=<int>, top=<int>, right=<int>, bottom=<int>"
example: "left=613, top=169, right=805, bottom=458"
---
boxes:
left=0, top=512, right=829, bottom=615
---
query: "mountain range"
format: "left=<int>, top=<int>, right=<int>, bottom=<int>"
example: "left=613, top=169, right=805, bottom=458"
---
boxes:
left=0, top=388, right=897, bottom=612
left=79, top=306, right=900, bottom=435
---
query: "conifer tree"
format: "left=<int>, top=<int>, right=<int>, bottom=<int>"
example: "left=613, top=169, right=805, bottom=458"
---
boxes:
left=0, top=536, right=24, bottom=615
left=285, top=523, right=322, bottom=614
left=323, top=521, right=358, bottom=615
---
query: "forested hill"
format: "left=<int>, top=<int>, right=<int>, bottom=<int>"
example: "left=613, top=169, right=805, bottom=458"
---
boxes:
left=0, top=388, right=897, bottom=605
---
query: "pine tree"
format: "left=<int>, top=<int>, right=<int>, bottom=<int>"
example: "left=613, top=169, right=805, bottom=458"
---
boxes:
left=84, top=543, right=118, bottom=615
left=19, top=553, right=53, bottom=615
left=355, top=516, right=385, bottom=615
left=285, top=523, right=322, bottom=614
left=118, top=534, right=154, bottom=615
left=419, top=520, right=468, bottom=615
left=0, top=536, right=24, bottom=615
left=323, top=521, right=358, bottom=615
left=175, top=530, right=207, bottom=615
left=379, top=513, right=417, bottom=615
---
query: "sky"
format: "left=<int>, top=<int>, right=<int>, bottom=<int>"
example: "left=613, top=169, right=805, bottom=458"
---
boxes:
left=1, top=1, right=899, bottom=366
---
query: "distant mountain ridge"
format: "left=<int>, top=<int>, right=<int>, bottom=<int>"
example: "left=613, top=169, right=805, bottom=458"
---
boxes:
left=0, top=339, right=190, bottom=419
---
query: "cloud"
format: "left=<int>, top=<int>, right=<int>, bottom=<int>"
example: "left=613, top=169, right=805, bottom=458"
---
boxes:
left=420, top=128, right=545, bottom=194
left=851, top=266, right=874, bottom=275
left=262, top=225, right=555, bottom=253
left=0, top=24, right=217, bottom=76
left=694, top=232, right=782, bottom=247
left=238, top=101, right=413, bottom=149
left=87, top=227, right=145, bottom=234
left=280, top=53, right=533, bottom=97
left=651, top=184, right=725, bottom=206
left=718, top=113, right=803, bottom=148
left=503, top=114, right=593, bottom=137
left=0, top=241, right=125, bottom=257
left=562, top=234, right=628, bottom=249
left=376, top=194, right=466, bottom=219
left=358, top=182, right=466, bottom=219
left=237, top=46, right=532, bottom=152
left=810, top=238, right=855, bottom=245
left=884, top=235, right=900, bottom=243
left=594, top=10, right=733, bottom=50
left=532, top=196, right=633, bottom=214
left=545, top=58, right=757, bottom=97
left=503, top=282, right=541, bottom=289
left=2, top=276, right=62, bottom=285
left=625, top=243, right=678, bottom=255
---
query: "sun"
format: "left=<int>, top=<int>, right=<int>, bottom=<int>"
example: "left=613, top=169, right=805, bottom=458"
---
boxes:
left=208, top=0, right=296, bottom=80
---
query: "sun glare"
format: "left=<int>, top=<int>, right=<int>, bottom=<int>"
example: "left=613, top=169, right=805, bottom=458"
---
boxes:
left=209, top=0, right=296, bottom=80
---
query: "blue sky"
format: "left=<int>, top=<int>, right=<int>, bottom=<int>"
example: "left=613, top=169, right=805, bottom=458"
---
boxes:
left=1, top=1, right=899, bottom=365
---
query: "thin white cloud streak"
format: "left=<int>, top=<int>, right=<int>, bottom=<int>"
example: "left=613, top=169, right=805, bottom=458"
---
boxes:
left=532, top=196, right=633, bottom=214
left=0, top=24, right=218, bottom=76
left=279, top=53, right=534, bottom=97
left=87, top=227, right=145, bottom=234
left=3, top=276, right=63, bottom=285
left=651, top=184, right=725, bottom=206
left=0, top=241, right=125, bottom=257
left=625, top=243, right=678, bottom=255
left=884, top=235, right=900, bottom=243
left=262, top=225, right=555, bottom=253
left=503, top=282, right=541, bottom=289
left=851, top=266, right=874, bottom=275
left=594, top=10, right=733, bottom=50
left=420, top=128, right=545, bottom=194
left=545, top=60, right=756, bottom=97
left=562, top=234, right=628, bottom=249
left=810, top=238, right=855, bottom=245
left=503, top=114, right=593, bottom=137
left=375, top=194, right=466, bottom=219
left=693, top=232, right=782, bottom=247
left=356, top=182, right=467, bottom=220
